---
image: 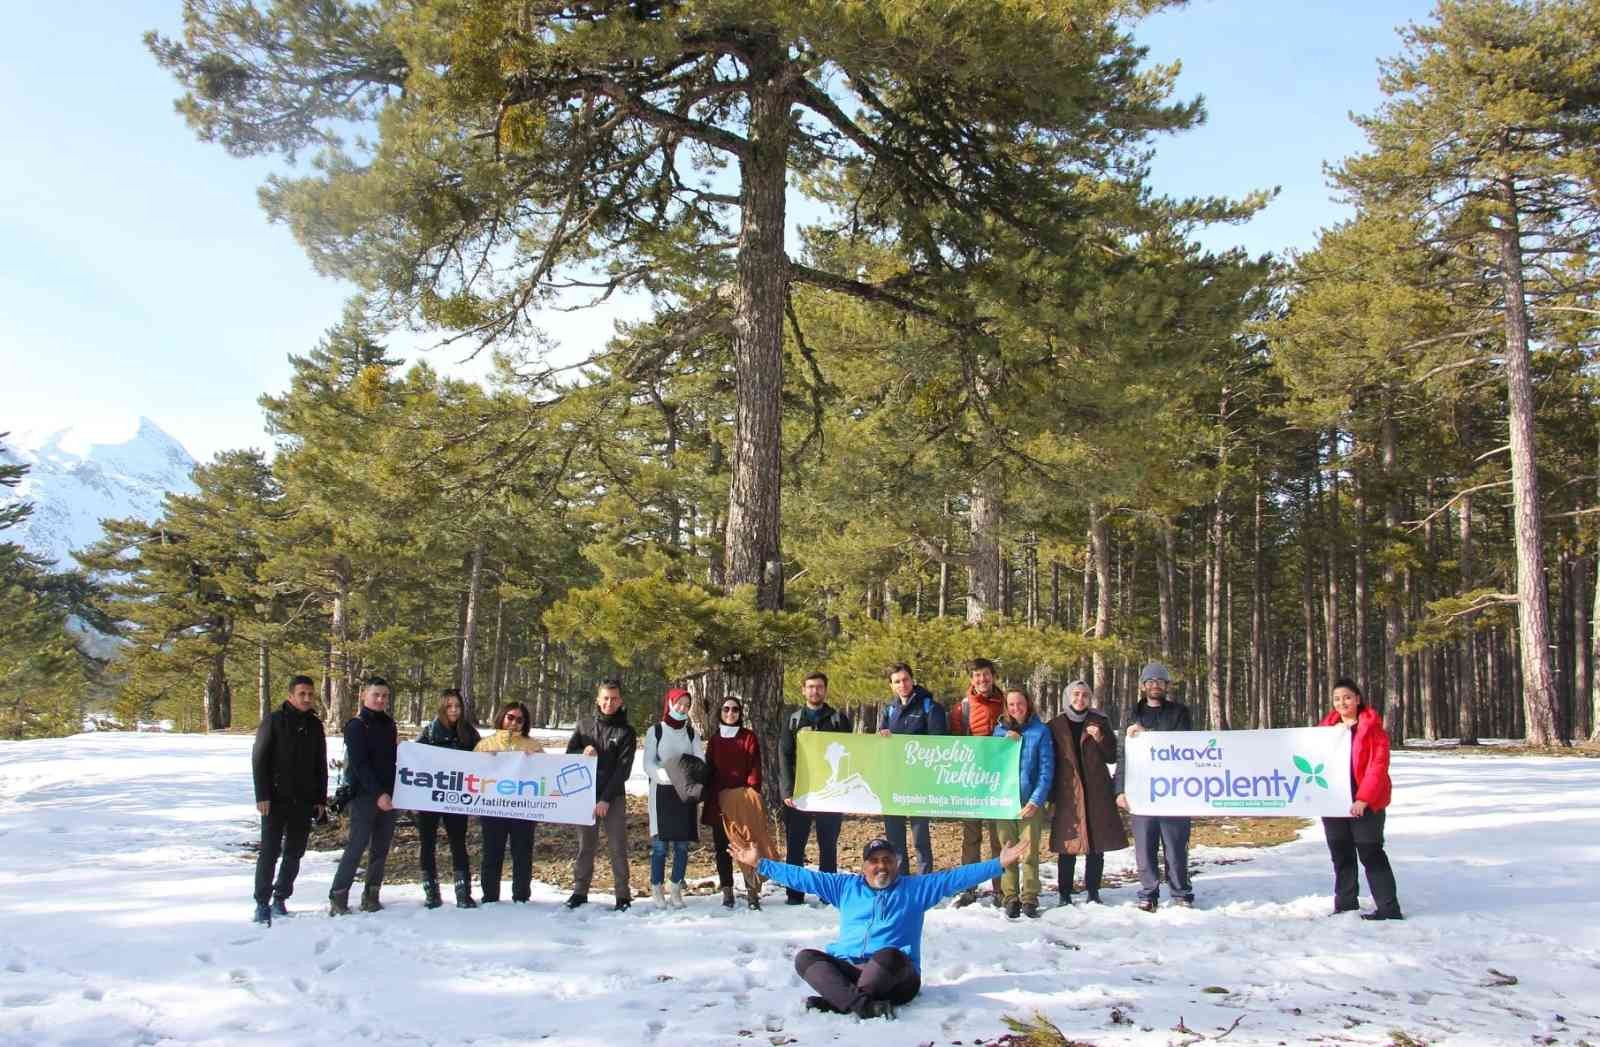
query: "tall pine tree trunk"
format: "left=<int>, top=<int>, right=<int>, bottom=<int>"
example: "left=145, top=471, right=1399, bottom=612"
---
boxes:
left=1252, top=481, right=1267, bottom=728
left=1494, top=181, right=1561, bottom=745
left=329, top=565, right=352, bottom=725
left=724, top=72, right=791, bottom=811
left=460, top=538, right=485, bottom=726
left=257, top=639, right=271, bottom=723
left=1158, top=519, right=1176, bottom=659
left=967, top=477, right=1003, bottom=624
left=1354, top=469, right=1371, bottom=689
left=1457, top=493, right=1480, bottom=744
left=1324, top=433, right=1342, bottom=690
left=1207, top=495, right=1227, bottom=730
left=1089, top=505, right=1112, bottom=698
left=1382, top=409, right=1405, bottom=748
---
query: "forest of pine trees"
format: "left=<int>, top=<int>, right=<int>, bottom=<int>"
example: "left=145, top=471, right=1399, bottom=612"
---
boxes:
left=6, top=0, right=1599, bottom=759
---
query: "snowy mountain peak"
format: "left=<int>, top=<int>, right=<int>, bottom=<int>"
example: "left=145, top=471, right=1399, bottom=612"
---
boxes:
left=1, top=417, right=198, bottom=568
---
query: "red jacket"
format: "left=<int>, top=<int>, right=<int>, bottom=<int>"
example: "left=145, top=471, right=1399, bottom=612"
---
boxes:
left=1319, top=705, right=1392, bottom=811
left=703, top=726, right=762, bottom=825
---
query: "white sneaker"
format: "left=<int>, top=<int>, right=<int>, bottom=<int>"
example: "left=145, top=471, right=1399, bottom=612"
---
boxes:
left=669, top=881, right=686, bottom=909
left=651, top=883, right=667, bottom=907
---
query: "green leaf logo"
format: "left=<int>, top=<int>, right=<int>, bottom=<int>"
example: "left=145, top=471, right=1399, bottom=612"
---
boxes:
left=1313, top=775, right=1328, bottom=788
left=1293, top=755, right=1313, bottom=775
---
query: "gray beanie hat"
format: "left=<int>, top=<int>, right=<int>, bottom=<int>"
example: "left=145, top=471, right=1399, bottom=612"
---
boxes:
left=1065, top=679, right=1092, bottom=694
left=1138, top=661, right=1171, bottom=684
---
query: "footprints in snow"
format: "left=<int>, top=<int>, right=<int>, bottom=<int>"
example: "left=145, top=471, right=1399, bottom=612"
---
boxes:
left=3, top=991, right=50, bottom=1008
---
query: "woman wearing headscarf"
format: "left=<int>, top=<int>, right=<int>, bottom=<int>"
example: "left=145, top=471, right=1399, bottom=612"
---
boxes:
left=415, top=688, right=482, bottom=908
left=643, top=687, right=704, bottom=908
left=1047, top=679, right=1127, bottom=906
left=473, top=701, right=540, bottom=903
left=1320, top=677, right=1402, bottom=920
left=703, top=695, right=776, bottom=910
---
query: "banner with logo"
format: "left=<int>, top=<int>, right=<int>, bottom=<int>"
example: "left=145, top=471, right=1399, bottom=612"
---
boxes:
left=393, top=741, right=597, bottom=825
left=792, top=731, right=1021, bottom=820
left=1122, top=727, right=1353, bottom=817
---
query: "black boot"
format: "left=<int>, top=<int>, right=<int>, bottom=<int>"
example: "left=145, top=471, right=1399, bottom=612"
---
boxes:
left=423, top=879, right=443, bottom=909
left=563, top=892, right=587, bottom=909
left=722, top=886, right=735, bottom=909
left=455, top=874, right=477, bottom=909
left=271, top=896, right=289, bottom=918
left=328, top=890, right=351, bottom=916
left=253, top=902, right=272, bottom=925
left=359, top=885, right=383, bottom=912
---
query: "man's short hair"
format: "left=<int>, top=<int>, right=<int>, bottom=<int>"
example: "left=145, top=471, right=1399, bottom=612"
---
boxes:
left=596, top=677, right=623, bottom=693
left=887, top=662, right=914, bottom=680
left=967, top=657, right=997, bottom=674
left=287, top=674, right=315, bottom=692
left=803, top=671, right=828, bottom=687
left=361, top=675, right=389, bottom=692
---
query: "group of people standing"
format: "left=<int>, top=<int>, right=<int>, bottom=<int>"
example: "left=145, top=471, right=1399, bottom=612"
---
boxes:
left=249, top=655, right=1402, bottom=1018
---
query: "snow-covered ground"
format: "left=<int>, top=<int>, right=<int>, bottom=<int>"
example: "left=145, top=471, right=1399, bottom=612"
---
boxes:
left=1, top=734, right=1597, bottom=1046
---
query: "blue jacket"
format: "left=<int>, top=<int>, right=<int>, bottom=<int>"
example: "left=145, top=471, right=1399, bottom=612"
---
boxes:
left=879, top=685, right=948, bottom=736
left=757, top=857, right=1003, bottom=969
left=993, top=714, right=1054, bottom=809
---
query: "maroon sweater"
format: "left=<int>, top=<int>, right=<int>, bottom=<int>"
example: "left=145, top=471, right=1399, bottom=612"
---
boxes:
left=702, top=727, right=762, bottom=824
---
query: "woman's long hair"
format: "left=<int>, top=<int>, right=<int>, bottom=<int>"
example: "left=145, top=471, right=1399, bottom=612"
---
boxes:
left=494, top=700, right=533, bottom=737
left=436, top=689, right=482, bottom=747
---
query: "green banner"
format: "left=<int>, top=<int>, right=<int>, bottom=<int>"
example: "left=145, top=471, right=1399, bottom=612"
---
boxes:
left=793, top=731, right=1022, bottom=820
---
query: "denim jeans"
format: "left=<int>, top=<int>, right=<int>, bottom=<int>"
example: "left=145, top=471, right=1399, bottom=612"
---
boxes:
left=650, top=836, right=689, bottom=884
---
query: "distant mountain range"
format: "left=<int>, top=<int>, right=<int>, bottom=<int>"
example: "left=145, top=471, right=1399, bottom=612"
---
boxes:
left=1, top=417, right=198, bottom=570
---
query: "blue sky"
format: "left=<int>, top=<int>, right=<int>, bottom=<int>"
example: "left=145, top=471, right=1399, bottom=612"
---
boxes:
left=0, top=0, right=1436, bottom=463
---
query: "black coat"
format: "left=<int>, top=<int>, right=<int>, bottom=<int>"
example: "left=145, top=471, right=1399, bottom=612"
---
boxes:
left=1113, top=698, right=1194, bottom=795
left=252, top=702, right=328, bottom=806
left=566, top=709, right=638, bottom=803
left=344, top=706, right=398, bottom=798
left=778, top=702, right=852, bottom=800
left=418, top=716, right=481, bottom=751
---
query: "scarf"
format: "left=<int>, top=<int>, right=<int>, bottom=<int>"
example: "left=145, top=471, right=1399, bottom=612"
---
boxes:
left=719, top=724, right=742, bottom=739
left=1063, top=705, right=1089, bottom=724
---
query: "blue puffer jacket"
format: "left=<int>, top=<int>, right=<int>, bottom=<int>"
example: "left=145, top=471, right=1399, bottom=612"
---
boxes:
left=757, top=858, right=1003, bottom=969
left=993, top=714, right=1054, bottom=809
left=879, top=685, right=948, bottom=735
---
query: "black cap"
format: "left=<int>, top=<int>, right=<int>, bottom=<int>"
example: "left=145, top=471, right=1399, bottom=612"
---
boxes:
left=862, top=837, right=897, bottom=860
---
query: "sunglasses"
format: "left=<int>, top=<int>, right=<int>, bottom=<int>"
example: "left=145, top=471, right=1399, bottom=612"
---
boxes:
left=503, top=713, right=525, bottom=723
left=721, top=705, right=741, bottom=712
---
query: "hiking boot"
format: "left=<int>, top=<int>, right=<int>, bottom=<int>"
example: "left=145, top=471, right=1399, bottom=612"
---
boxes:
left=805, top=995, right=840, bottom=1014
left=1135, top=898, right=1157, bottom=913
left=1004, top=898, right=1021, bottom=920
left=270, top=897, right=289, bottom=918
left=669, top=882, right=686, bottom=909
left=651, top=883, right=667, bottom=907
left=613, top=897, right=632, bottom=912
left=1361, top=909, right=1404, bottom=921
left=1085, top=891, right=1103, bottom=905
left=252, top=902, right=272, bottom=926
left=722, top=886, right=736, bottom=909
left=851, top=998, right=896, bottom=1020
left=953, top=888, right=978, bottom=909
left=359, top=886, right=383, bottom=913
left=563, top=892, right=587, bottom=910
left=1058, top=892, right=1073, bottom=908
left=328, top=890, right=351, bottom=916
left=747, top=894, right=762, bottom=912
left=1170, top=897, right=1193, bottom=909
left=422, top=879, right=443, bottom=910
left=785, top=893, right=807, bottom=906
left=1022, top=901, right=1041, bottom=919
left=992, top=891, right=1005, bottom=910
left=455, top=876, right=477, bottom=909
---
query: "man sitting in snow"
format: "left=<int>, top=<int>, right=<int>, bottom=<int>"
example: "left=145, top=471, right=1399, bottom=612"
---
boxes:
left=729, top=834, right=1027, bottom=1019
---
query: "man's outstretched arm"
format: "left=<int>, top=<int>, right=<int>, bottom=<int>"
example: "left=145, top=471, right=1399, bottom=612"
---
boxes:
left=731, top=838, right=846, bottom=906
left=908, top=838, right=1027, bottom=908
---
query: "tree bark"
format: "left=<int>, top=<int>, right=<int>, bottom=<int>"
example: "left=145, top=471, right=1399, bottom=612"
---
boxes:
left=1324, top=433, right=1342, bottom=691
left=257, top=638, right=271, bottom=723
left=1207, top=495, right=1227, bottom=730
left=723, top=69, right=792, bottom=810
left=329, top=565, right=352, bottom=725
left=460, top=538, right=486, bottom=726
left=1457, top=493, right=1479, bottom=745
left=1354, top=468, right=1371, bottom=690
left=1252, top=480, right=1267, bottom=728
left=1089, top=505, right=1112, bottom=697
left=1381, top=409, right=1404, bottom=748
left=1495, top=178, right=1561, bottom=745
left=1157, top=519, right=1176, bottom=659
left=966, top=479, right=1003, bottom=624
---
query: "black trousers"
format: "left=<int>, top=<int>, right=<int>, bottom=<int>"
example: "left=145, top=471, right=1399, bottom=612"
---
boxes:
left=883, top=815, right=934, bottom=875
left=712, top=818, right=735, bottom=888
left=417, top=811, right=470, bottom=881
left=330, top=794, right=398, bottom=895
left=1057, top=852, right=1105, bottom=898
left=254, top=802, right=313, bottom=904
left=795, top=948, right=920, bottom=1013
left=481, top=816, right=536, bottom=902
left=783, top=807, right=842, bottom=903
left=1323, top=809, right=1400, bottom=915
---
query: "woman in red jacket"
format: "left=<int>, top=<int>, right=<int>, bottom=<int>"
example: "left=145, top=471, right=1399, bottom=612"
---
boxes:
left=704, top=695, right=776, bottom=910
left=1320, top=678, right=1403, bottom=920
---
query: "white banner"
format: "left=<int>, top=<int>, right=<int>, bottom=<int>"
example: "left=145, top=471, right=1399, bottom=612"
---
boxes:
left=1122, top=727, right=1353, bottom=817
left=393, top=741, right=597, bottom=825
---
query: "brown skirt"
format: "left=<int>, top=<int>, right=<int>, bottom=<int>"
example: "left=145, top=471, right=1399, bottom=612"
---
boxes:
left=718, top=786, right=777, bottom=885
